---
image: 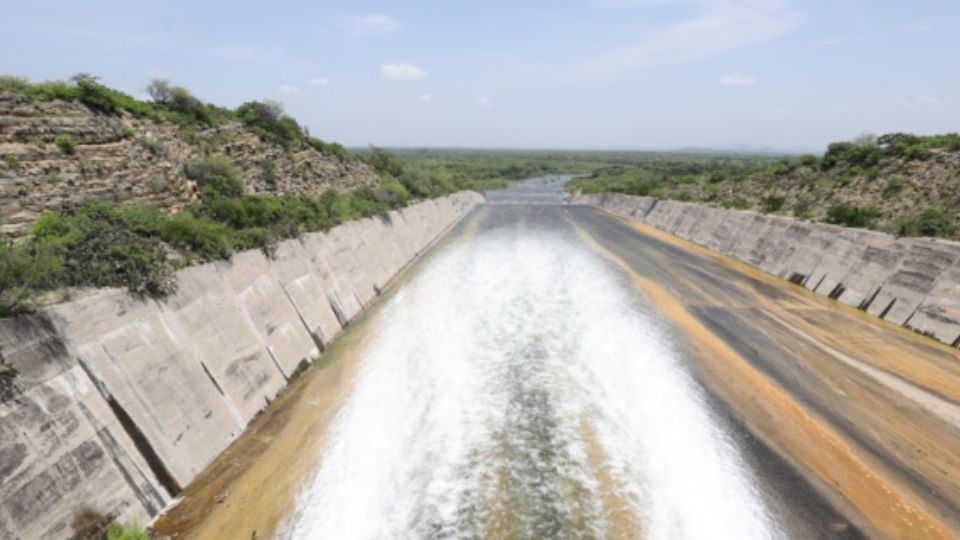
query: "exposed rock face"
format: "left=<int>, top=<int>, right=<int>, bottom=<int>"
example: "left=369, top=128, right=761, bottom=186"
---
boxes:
left=0, top=94, right=380, bottom=237
left=657, top=149, right=960, bottom=228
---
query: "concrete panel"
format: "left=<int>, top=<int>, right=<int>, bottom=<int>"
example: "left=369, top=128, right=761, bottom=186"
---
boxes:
left=323, top=223, right=377, bottom=308
left=162, top=265, right=286, bottom=425
left=770, top=222, right=837, bottom=287
left=0, top=315, right=170, bottom=539
left=269, top=238, right=343, bottom=347
left=52, top=289, right=244, bottom=486
left=805, top=228, right=873, bottom=297
left=866, top=241, right=960, bottom=325
left=217, top=250, right=320, bottom=376
left=299, top=231, right=363, bottom=325
left=833, top=235, right=909, bottom=309
left=907, top=264, right=960, bottom=344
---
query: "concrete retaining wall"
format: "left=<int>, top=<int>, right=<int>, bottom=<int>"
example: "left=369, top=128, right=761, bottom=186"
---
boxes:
left=0, top=192, right=482, bottom=539
left=575, top=192, right=960, bottom=347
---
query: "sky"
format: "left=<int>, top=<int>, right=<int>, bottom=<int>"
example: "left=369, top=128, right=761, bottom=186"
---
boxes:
left=3, top=0, right=959, bottom=152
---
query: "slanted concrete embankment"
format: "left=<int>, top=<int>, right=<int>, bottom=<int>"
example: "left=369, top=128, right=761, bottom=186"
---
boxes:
left=574, top=192, right=960, bottom=347
left=0, top=191, right=482, bottom=539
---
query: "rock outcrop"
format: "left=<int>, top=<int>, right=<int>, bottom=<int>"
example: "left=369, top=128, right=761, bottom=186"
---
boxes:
left=0, top=94, right=380, bottom=237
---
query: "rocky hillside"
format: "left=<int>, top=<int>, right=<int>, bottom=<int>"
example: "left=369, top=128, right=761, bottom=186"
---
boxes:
left=656, top=135, right=960, bottom=235
left=0, top=88, right=379, bottom=237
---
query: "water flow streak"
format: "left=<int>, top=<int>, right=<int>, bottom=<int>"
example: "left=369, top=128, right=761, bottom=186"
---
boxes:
left=281, top=221, right=777, bottom=539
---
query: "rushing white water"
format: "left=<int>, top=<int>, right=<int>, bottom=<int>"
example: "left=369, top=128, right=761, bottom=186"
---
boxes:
left=281, top=222, right=778, bottom=539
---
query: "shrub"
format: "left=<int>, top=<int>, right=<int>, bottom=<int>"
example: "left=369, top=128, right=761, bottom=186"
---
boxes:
left=31, top=201, right=174, bottom=296
left=146, top=79, right=213, bottom=125
left=825, top=204, right=881, bottom=228
left=760, top=196, right=786, bottom=213
left=377, top=181, right=410, bottom=208
left=2, top=154, right=19, bottom=168
left=707, top=171, right=725, bottom=183
left=894, top=207, right=957, bottom=238
left=159, top=212, right=234, bottom=260
left=184, top=157, right=244, bottom=198
left=105, top=522, right=149, bottom=540
left=793, top=198, right=814, bottom=218
left=882, top=180, right=904, bottom=199
left=0, top=75, right=30, bottom=93
left=21, top=79, right=78, bottom=101
left=0, top=239, right=40, bottom=316
left=55, top=134, right=76, bottom=154
left=772, top=160, right=794, bottom=176
left=306, top=138, right=353, bottom=161
left=799, top=154, right=818, bottom=167
left=236, top=100, right=303, bottom=146
left=260, top=158, right=277, bottom=187
left=368, top=147, right=405, bottom=178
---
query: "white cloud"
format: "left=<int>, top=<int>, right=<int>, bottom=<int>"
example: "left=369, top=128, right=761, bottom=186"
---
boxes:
left=358, top=14, right=399, bottom=33
left=277, top=84, right=305, bottom=96
left=309, top=77, right=330, bottom=88
left=381, top=62, right=428, bottom=81
left=720, top=72, right=758, bottom=86
left=895, top=95, right=942, bottom=108
left=419, top=94, right=434, bottom=106
left=477, top=97, right=492, bottom=108
left=594, top=0, right=798, bottom=68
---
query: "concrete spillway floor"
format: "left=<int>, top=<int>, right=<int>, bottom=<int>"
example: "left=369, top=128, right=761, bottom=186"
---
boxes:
left=157, top=182, right=960, bottom=539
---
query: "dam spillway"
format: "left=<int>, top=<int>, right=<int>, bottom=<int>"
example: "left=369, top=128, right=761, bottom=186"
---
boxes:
left=262, top=179, right=960, bottom=539
left=281, top=205, right=776, bottom=539
left=6, top=181, right=960, bottom=538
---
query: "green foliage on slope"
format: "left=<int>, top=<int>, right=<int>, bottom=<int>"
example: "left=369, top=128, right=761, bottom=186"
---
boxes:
left=0, top=153, right=423, bottom=315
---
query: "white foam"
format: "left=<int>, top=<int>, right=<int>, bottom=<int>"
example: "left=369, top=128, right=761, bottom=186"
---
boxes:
left=280, top=224, right=777, bottom=539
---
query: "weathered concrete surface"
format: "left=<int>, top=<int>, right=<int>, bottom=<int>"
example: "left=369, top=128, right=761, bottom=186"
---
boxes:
left=0, top=191, right=482, bottom=539
left=575, top=192, right=960, bottom=347
left=0, top=314, right=171, bottom=539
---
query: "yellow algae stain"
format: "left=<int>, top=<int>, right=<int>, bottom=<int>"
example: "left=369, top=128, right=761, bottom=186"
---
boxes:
left=571, top=222, right=955, bottom=540
left=579, top=415, right=644, bottom=539
left=611, top=212, right=960, bottom=403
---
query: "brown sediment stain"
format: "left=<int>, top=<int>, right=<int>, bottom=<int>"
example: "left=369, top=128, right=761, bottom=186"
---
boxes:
left=621, top=215, right=960, bottom=405
left=571, top=222, right=956, bottom=540
left=154, top=209, right=483, bottom=539
left=579, top=415, right=644, bottom=539
left=153, top=309, right=370, bottom=539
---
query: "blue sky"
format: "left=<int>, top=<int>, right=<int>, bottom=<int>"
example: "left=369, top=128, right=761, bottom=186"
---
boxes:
left=4, top=0, right=959, bottom=151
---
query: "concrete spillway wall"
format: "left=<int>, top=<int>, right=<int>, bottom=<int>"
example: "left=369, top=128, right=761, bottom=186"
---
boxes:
left=575, top=192, right=960, bottom=347
left=0, top=192, right=483, bottom=539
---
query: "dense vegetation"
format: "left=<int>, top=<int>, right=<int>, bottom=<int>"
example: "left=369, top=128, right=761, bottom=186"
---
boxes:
left=0, top=156, right=419, bottom=315
left=567, top=133, right=960, bottom=239
left=566, top=152, right=781, bottom=201
left=365, top=147, right=534, bottom=198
